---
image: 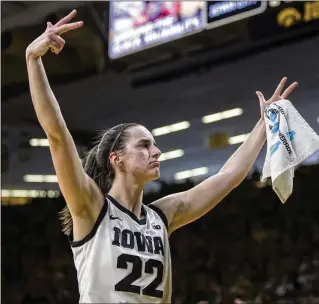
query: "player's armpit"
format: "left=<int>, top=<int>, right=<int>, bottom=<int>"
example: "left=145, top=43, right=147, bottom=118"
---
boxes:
left=150, top=193, right=183, bottom=235
left=151, top=171, right=236, bottom=234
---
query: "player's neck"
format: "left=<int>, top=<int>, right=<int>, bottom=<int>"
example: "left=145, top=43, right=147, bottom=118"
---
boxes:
left=108, top=177, right=144, bottom=218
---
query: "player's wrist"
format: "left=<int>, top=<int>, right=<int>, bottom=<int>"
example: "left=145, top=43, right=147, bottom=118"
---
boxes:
left=26, top=48, right=40, bottom=61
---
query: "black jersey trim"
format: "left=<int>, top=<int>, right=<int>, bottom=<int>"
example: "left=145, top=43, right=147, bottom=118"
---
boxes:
left=106, top=194, right=147, bottom=225
left=148, top=204, right=168, bottom=230
left=69, top=198, right=108, bottom=248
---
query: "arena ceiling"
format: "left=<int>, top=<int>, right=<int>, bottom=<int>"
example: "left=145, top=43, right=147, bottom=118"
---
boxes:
left=2, top=2, right=319, bottom=194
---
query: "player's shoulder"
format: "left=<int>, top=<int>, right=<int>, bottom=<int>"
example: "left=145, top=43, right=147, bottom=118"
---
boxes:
left=146, top=203, right=168, bottom=230
left=149, top=192, right=184, bottom=230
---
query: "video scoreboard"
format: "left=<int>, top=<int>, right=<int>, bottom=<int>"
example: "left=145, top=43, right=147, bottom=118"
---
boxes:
left=108, top=1, right=319, bottom=59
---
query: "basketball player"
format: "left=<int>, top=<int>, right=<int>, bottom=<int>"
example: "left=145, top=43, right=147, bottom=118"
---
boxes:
left=25, top=10, right=298, bottom=304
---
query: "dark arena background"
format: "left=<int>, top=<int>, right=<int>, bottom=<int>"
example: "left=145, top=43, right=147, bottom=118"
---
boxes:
left=2, top=1, right=319, bottom=303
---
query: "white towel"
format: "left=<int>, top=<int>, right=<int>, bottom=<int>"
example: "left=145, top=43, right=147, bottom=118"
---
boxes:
left=261, top=99, right=319, bottom=203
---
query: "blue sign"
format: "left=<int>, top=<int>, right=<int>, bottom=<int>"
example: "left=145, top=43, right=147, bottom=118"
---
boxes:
left=206, top=1, right=267, bottom=29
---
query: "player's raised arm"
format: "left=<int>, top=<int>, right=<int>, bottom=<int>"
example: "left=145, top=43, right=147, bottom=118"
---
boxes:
left=152, top=78, right=298, bottom=234
left=25, top=11, right=104, bottom=231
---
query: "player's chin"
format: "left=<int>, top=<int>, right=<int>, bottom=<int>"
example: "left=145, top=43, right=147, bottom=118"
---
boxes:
left=148, top=168, right=160, bottom=181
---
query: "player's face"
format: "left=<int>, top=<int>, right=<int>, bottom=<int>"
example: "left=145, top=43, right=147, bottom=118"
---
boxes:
left=121, top=126, right=161, bottom=183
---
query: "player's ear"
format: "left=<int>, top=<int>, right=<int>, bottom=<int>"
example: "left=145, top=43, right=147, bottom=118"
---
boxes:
left=117, top=155, right=125, bottom=170
left=109, top=152, right=123, bottom=168
left=109, top=152, right=118, bottom=167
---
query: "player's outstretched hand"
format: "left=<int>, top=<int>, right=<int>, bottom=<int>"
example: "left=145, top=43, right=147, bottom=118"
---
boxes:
left=26, top=10, right=83, bottom=59
left=256, top=77, right=298, bottom=120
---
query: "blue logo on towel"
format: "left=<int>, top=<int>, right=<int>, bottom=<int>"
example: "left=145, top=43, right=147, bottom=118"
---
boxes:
left=267, top=109, right=280, bottom=134
left=269, top=130, right=296, bottom=157
left=287, top=130, right=296, bottom=141
left=269, top=110, right=277, bottom=122
left=272, top=122, right=280, bottom=134
left=270, top=140, right=281, bottom=156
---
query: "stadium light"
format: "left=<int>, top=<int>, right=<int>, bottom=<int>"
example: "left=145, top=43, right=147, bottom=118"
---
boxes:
left=1, top=189, right=60, bottom=198
left=228, top=133, right=250, bottom=145
left=159, top=149, right=184, bottom=162
left=29, top=138, right=49, bottom=147
left=23, top=175, right=58, bottom=183
left=152, top=121, right=190, bottom=136
left=174, top=167, right=209, bottom=180
left=202, top=108, right=243, bottom=124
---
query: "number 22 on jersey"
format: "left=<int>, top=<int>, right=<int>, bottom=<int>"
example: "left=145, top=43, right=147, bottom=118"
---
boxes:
left=115, top=253, right=164, bottom=299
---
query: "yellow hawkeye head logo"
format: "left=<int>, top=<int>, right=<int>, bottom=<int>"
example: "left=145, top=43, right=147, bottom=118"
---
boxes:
left=277, top=8, right=302, bottom=28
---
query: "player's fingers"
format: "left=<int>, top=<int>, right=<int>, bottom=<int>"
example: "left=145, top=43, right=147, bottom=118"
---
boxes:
left=49, top=41, right=60, bottom=54
left=54, top=9, right=77, bottom=27
left=52, top=35, right=65, bottom=54
left=47, top=33, right=63, bottom=48
left=46, top=22, right=53, bottom=30
left=47, top=34, right=65, bottom=54
left=256, top=91, right=266, bottom=103
left=281, top=82, right=298, bottom=99
left=272, top=77, right=287, bottom=98
left=55, top=21, right=83, bottom=35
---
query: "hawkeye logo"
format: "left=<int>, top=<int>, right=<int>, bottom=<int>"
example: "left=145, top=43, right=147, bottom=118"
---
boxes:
left=267, top=108, right=284, bottom=134
left=277, top=2, right=319, bottom=28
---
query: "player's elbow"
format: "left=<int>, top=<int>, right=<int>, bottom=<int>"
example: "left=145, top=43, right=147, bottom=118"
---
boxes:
left=220, top=169, right=246, bottom=189
left=45, top=122, right=69, bottom=143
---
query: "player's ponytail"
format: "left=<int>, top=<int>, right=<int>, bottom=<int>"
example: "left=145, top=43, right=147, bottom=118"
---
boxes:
left=60, top=123, right=139, bottom=235
left=83, top=144, right=111, bottom=195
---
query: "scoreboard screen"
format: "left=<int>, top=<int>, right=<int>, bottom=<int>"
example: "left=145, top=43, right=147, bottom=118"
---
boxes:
left=108, top=1, right=318, bottom=60
left=108, top=1, right=206, bottom=59
left=206, top=1, right=267, bottom=29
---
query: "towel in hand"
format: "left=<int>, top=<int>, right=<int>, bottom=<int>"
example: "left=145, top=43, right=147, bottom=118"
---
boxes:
left=261, top=99, right=319, bottom=203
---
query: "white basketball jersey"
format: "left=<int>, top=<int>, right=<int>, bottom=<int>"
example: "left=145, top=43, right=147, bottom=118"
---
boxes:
left=70, top=194, right=172, bottom=303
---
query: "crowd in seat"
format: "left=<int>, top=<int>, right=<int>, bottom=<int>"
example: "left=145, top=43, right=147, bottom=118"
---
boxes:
left=2, top=165, right=319, bottom=304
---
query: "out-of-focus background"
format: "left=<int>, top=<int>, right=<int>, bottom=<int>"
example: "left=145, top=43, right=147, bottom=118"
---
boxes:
left=2, top=1, right=319, bottom=303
